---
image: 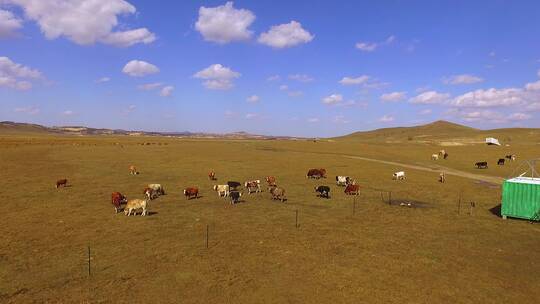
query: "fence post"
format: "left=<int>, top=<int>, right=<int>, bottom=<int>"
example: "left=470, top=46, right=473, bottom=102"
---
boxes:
left=87, top=246, right=91, bottom=277
left=206, top=224, right=209, bottom=249
left=295, top=209, right=299, bottom=228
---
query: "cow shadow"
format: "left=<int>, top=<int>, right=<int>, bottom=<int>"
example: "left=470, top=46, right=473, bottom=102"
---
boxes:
left=147, top=211, right=158, bottom=216
left=187, top=196, right=204, bottom=200
left=489, top=204, right=502, bottom=218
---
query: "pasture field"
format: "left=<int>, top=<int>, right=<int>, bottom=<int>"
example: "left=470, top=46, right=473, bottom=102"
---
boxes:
left=1, top=133, right=540, bottom=303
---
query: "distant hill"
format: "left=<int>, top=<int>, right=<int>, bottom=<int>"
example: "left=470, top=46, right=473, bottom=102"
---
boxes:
left=338, top=120, right=540, bottom=145
left=0, top=121, right=302, bottom=140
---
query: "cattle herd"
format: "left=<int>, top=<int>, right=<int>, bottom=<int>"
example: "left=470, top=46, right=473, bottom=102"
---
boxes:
left=54, top=151, right=517, bottom=216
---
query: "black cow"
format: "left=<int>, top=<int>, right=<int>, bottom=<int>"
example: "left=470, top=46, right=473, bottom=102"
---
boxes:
left=315, top=186, right=330, bottom=198
left=443, top=152, right=449, bottom=160
left=498, top=158, right=505, bottom=165
left=229, top=191, right=242, bottom=204
left=227, top=181, right=241, bottom=190
left=475, top=161, right=488, bottom=169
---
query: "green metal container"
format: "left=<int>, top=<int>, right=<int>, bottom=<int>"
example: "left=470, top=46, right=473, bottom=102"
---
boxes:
left=501, top=177, right=540, bottom=220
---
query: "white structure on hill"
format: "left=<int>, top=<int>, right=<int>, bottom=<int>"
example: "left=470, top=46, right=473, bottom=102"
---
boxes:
left=485, top=137, right=500, bottom=146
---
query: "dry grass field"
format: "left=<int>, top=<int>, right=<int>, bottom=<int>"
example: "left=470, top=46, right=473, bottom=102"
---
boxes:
left=1, top=123, right=540, bottom=303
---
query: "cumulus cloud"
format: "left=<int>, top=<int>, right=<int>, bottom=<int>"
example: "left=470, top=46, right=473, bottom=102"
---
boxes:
left=526, top=102, right=540, bottom=111
left=288, top=74, right=313, bottom=82
left=62, top=110, right=74, bottom=116
left=507, top=112, right=531, bottom=121
left=267, top=75, right=280, bottom=81
left=159, top=85, right=174, bottom=97
left=246, top=95, right=259, bottom=103
left=122, top=60, right=159, bottom=77
left=525, top=80, right=540, bottom=91
left=0, top=9, right=22, bottom=37
left=193, top=63, right=240, bottom=90
left=0, top=56, right=42, bottom=90
left=379, top=115, right=394, bottom=122
left=380, top=91, right=406, bottom=102
left=443, top=74, right=484, bottom=85
left=258, top=21, right=313, bottom=48
left=245, top=113, right=259, bottom=119
left=355, top=42, right=377, bottom=52
left=195, top=2, right=255, bottom=44
left=409, top=91, right=450, bottom=104
left=95, top=77, right=110, bottom=83
left=137, top=82, right=162, bottom=90
left=279, top=85, right=288, bottom=91
left=333, top=115, right=350, bottom=124
left=14, top=105, right=39, bottom=115
left=322, top=94, right=343, bottom=105
left=451, top=88, right=523, bottom=107
left=3, top=0, right=155, bottom=46
left=339, top=75, right=369, bottom=85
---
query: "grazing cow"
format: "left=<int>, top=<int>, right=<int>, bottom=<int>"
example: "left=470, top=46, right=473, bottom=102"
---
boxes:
left=315, top=186, right=331, bottom=198
left=143, top=187, right=159, bottom=200
left=183, top=187, right=199, bottom=199
left=307, top=169, right=323, bottom=179
left=439, top=149, right=446, bottom=156
left=498, top=158, right=505, bottom=166
left=265, top=176, right=276, bottom=186
left=229, top=191, right=242, bottom=204
left=344, top=184, right=360, bottom=195
left=213, top=185, right=230, bottom=197
left=129, top=165, right=138, bottom=175
left=439, top=172, right=446, bottom=183
left=111, top=192, right=127, bottom=213
left=393, top=171, right=406, bottom=180
left=208, top=171, right=216, bottom=180
left=227, top=181, right=241, bottom=190
left=335, top=176, right=351, bottom=186
left=268, top=186, right=286, bottom=202
left=505, top=154, right=516, bottom=161
left=475, top=162, right=488, bottom=169
left=124, top=199, right=148, bottom=216
left=318, top=169, right=327, bottom=178
left=443, top=152, right=449, bottom=160
left=245, top=180, right=261, bottom=194
left=148, top=184, right=165, bottom=195
left=55, top=179, right=68, bottom=188
left=431, top=154, right=439, bottom=160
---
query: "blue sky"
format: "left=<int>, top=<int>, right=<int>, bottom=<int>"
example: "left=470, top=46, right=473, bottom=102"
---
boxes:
left=1, top=0, right=540, bottom=137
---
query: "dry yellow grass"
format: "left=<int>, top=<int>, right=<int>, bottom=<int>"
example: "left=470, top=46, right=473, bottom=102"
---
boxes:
left=1, top=131, right=539, bottom=303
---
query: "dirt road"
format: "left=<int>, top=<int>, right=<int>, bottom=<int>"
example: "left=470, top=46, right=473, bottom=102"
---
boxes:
left=344, top=155, right=504, bottom=185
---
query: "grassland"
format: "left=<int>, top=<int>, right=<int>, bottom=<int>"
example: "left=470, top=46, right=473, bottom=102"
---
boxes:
left=1, top=125, right=539, bottom=303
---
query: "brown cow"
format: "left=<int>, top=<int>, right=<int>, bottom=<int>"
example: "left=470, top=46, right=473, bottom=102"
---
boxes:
left=111, top=192, right=127, bottom=213
left=129, top=165, right=138, bottom=175
left=344, top=184, right=360, bottom=195
left=183, top=187, right=199, bottom=199
left=269, top=186, right=286, bottom=202
left=307, top=169, right=323, bottom=179
left=143, top=187, right=158, bottom=200
left=208, top=171, right=216, bottom=180
left=56, top=179, right=68, bottom=188
left=318, top=169, right=327, bottom=178
left=265, top=176, right=276, bottom=186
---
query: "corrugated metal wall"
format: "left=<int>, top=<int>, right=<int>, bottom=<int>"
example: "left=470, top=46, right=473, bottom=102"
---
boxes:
left=501, top=181, right=540, bottom=220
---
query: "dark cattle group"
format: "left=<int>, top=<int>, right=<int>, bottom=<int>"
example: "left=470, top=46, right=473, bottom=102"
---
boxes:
left=475, top=161, right=488, bottom=169
left=315, top=186, right=331, bottom=198
left=498, top=158, right=505, bottom=165
left=229, top=191, right=242, bottom=204
left=307, top=168, right=327, bottom=179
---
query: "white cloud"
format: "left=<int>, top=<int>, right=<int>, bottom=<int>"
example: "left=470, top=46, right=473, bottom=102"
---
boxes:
left=62, top=110, right=74, bottom=116
left=288, top=74, right=313, bottom=82
left=380, top=91, right=406, bottom=102
left=159, top=86, right=174, bottom=97
left=258, top=21, right=313, bottom=48
left=507, top=113, right=531, bottom=121
left=443, top=74, right=484, bottom=85
left=245, top=113, right=259, bottom=119
left=122, top=60, right=159, bottom=77
left=355, top=42, right=377, bottom=52
left=0, top=9, right=22, bottom=37
left=419, top=109, right=432, bottom=115
left=379, top=115, right=394, bottom=122
left=451, top=88, right=523, bottom=107
left=14, top=106, right=39, bottom=115
left=385, top=35, right=396, bottom=44
left=0, top=56, right=42, bottom=90
left=267, top=75, right=280, bottom=81
left=307, top=117, right=320, bottom=123
left=333, top=115, right=350, bottom=124
left=4, top=0, right=155, bottom=46
left=409, top=91, right=450, bottom=104
left=246, top=95, right=259, bottom=103
left=279, top=84, right=288, bottom=91
left=195, top=2, right=255, bottom=44
left=193, top=63, right=240, bottom=90
left=95, top=77, right=110, bottom=83
left=339, top=75, right=369, bottom=85
left=526, top=102, right=540, bottom=111
left=138, top=82, right=163, bottom=90
left=525, top=80, right=540, bottom=91
left=322, top=94, right=343, bottom=105
left=288, top=90, right=303, bottom=97
left=537, top=69, right=540, bottom=78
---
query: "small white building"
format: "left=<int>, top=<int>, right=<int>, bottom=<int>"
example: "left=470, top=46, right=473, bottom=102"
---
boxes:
left=486, top=137, right=501, bottom=146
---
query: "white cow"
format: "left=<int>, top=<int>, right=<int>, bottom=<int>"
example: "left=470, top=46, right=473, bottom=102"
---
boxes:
left=124, top=199, right=148, bottom=216
left=335, top=176, right=351, bottom=186
left=213, top=185, right=230, bottom=197
left=431, top=154, right=439, bottom=160
left=393, top=171, right=406, bottom=180
left=147, top=184, right=165, bottom=195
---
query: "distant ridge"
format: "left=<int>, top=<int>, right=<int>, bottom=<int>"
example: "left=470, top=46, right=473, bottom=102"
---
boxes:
left=341, top=120, right=476, bottom=139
